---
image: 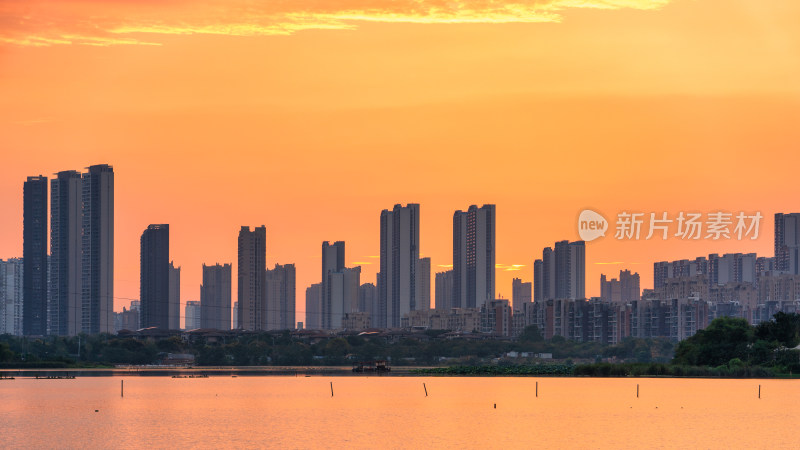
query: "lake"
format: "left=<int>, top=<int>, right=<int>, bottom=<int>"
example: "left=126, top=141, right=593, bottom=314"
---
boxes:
left=1, top=376, right=797, bottom=448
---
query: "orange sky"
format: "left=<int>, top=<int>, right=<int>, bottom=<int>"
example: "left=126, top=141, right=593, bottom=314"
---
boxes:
left=1, top=0, right=799, bottom=326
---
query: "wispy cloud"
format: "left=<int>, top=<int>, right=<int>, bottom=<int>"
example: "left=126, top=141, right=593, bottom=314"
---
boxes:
left=496, top=263, right=526, bottom=271
left=0, top=0, right=673, bottom=47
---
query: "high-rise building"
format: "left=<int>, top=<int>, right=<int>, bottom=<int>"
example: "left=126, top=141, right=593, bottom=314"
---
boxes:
left=533, top=259, right=543, bottom=303
left=305, top=283, right=322, bottom=329
left=326, top=266, right=360, bottom=329
left=379, top=204, right=422, bottom=328
left=168, top=262, right=180, bottom=330
left=23, top=175, right=48, bottom=336
left=238, top=226, right=266, bottom=330
left=185, top=300, right=201, bottom=330
left=453, top=204, right=496, bottom=309
left=265, top=263, right=296, bottom=330
left=359, top=282, right=378, bottom=325
left=775, top=213, right=800, bottom=274
left=321, top=241, right=345, bottom=329
left=415, top=257, right=431, bottom=311
left=554, top=240, right=585, bottom=300
left=81, top=164, right=114, bottom=334
left=600, top=270, right=641, bottom=303
left=435, top=270, right=453, bottom=310
left=511, top=278, right=532, bottom=312
left=140, top=224, right=170, bottom=329
left=0, top=258, right=24, bottom=336
left=49, top=170, right=83, bottom=336
left=541, top=247, right=556, bottom=301
left=200, top=263, right=232, bottom=330
left=232, top=301, right=239, bottom=329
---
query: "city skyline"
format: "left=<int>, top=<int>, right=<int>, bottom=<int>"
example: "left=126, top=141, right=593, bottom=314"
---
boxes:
left=1, top=165, right=797, bottom=328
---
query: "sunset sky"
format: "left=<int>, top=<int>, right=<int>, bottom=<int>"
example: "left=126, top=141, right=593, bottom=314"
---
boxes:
left=2, top=0, right=799, bottom=325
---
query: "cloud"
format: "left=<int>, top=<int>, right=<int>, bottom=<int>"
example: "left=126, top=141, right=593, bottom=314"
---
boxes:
left=496, top=263, right=526, bottom=271
left=0, top=0, right=673, bottom=47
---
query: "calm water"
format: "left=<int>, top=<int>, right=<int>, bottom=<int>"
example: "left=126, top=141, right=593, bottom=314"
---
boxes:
left=1, top=376, right=797, bottom=448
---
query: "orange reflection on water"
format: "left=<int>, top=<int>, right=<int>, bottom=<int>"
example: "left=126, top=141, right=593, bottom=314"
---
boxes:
left=2, top=376, right=798, bottom=448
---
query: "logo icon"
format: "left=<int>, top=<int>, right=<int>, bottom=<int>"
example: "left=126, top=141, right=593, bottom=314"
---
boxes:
left=578, top=209, right=608, bottom=242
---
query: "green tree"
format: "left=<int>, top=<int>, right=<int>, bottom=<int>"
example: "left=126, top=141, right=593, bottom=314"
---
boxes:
left=519, top=325, right=544, bottom=343
left=673, top=317, right=753, bottom=366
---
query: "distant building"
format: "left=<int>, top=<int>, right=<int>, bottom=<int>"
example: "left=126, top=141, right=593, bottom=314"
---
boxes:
left=169, top=262, right=180, bottom=330
left=326, top=266, right=360, bottom=329
left=536, top=241, right=584, bottom=301
left=554, top=240, right=585, bottom=300
left=232, top=301, right=239, bottom=329
left=358, top=282, right=378, bottom=325
left=23, top=175, right=48, bottom=336
left=49, top=170, right=82, bottom=336
left=511, top=278, right=532, bottom=312
left=238, top=226, right=266, bottom=330
left=185, top=301, right=201, bottom=330
left=265, top=263, right=296, bottom=330
left=416, top=257, right=431, bottom=311
left=305, top=283, right=321, bottom=330
left=321, top=241, right=344, bottom=329
left=379, top=204, right=423, bottom=328
left=200, top=263, right=232, bottom=330
left=342, top=311, right=371, bottom=331
left=435, top=270, right=454, bottom=311
left=0, top=258, right=24, bottom=336
left=140, top=224, right=170, bottom=329
left=453, top=204, right=496, bottom=308
left=600, top=270, right=640, bottom=303
left=119, top=305, right=140, bottom=331
left=81, top=164, right=114, bottom=334
left=482, top=299, right=513, bottom=337
left=775, top=213, right=800, bottom=274
left=533, top=259, right=544, bottom=303
left=321, top=241, right=360, bottom=329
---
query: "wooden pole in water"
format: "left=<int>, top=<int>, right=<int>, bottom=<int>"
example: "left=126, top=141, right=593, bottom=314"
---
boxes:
left=121, top=380, right=124, bottom=397
left=330, top=381, right=334, bottom=397
left=423, top=383, right=428, bottom=397
left=758, top=385, right=761, bottom=399
left=536, top=381, right=538, bottom=398
left=637, top=384, right=639, bottom=398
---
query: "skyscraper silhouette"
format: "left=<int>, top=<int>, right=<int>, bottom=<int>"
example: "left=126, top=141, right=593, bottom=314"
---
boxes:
left=379, top=204, right=422, bottom=328
left=321, top=241, right=345, bottom=329
left=81, top=164, right=114, bottom=334
left=140, top=224, right=170, bottom=329
left=49, top=170, right=82, bottom=336
left=265, top=263, right=296, bottom=330
left=453, top=204, right=495, bottom=308
left=238, top=226, right=266, bottom=330
left=201, top=263, right=232, bottom=330
left=23, top=175, right=48, bottom=336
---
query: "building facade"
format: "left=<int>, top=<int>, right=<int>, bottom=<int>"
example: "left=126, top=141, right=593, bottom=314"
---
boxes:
left=81, top=164, right=114, bottom=334
left=238, top=226, right=266, bottom=330
left=200, top=263, right=232, bottom=330
left=23, top=175, right=48, bottom=336
left=49, top=170, right=82, bottom=336
left=453, top=204, right=496, bottom=309
left=140, top=224, right=170, bottom=329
